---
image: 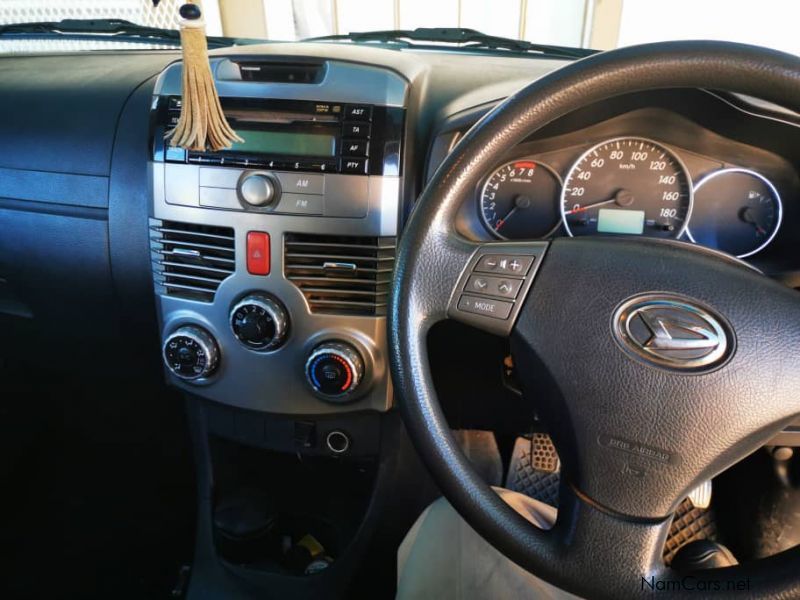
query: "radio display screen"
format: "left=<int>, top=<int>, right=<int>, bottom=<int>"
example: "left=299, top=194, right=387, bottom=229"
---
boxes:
left=226, top=129, right=337, bottom=157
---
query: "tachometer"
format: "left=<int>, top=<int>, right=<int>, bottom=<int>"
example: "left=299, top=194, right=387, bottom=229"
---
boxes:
left=479, top=159, right=562, bottom=239
left=561, top=137, right=693, bottom=239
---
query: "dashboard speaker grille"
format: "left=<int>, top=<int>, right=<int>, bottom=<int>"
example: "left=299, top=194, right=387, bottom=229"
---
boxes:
left=150, top=219, right=235, bottom=302
left=284, top=233, right=396, bottom=316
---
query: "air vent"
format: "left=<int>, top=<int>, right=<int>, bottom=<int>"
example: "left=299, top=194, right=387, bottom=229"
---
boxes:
left=284, top=234, right=396, bottom=316
left=150, top=219, right=235, bottom=302
left=235, top=60, right=326, bottom=83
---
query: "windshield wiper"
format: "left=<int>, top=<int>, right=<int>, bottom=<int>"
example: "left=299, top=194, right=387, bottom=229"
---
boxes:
left=305, top=27, right=596, bottom=59
left=0, top=19, right=245, bottom=48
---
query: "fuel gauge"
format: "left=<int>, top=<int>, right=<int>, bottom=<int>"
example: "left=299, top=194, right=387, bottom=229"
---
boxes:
left=686, top=168, right=782, bottom=258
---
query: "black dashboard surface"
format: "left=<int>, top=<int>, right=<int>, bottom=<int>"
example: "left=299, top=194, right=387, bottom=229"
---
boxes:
left=1, top=43, right=799, bottom=367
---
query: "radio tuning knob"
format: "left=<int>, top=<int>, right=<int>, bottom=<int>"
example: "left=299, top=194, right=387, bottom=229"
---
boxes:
left=305, top=342, right=365, bottom=402
left=230, top=294, right=289, bottom=351
left=237, top=172, right=279, bottom=207
left=163, top=325, right=219, bottom=381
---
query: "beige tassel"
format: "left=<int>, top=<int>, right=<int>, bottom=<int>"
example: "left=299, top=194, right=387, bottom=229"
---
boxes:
left=167, top=3, right=243, bottom=151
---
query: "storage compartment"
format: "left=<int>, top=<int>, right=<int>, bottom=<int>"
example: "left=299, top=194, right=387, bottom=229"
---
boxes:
left=209, top=435, right=377, bottom=575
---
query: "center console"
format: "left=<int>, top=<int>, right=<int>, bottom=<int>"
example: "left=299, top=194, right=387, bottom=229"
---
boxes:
left=150, top=57, right=406, bottom=417
left=147, top=57, right=419, bottom=597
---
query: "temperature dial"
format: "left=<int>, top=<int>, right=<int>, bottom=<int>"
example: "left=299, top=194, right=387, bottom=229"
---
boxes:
left=163, top=326, right=219, bottom=381
left=230, top=294, right=289, bottom=351
left=305, top=342, right=365, bottom=401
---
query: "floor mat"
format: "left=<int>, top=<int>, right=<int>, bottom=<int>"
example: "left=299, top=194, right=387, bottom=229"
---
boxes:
left=504, top=435, right=717, bottom=563
left=0, top=362, right=196, bottom=599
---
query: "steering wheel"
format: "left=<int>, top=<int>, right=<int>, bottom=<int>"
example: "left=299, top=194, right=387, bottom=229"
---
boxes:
left=389, top=41, right=800, bottom=599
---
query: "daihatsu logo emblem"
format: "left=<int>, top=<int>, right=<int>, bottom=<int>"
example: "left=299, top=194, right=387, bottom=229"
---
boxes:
left=612, top=294, right=733, bottom=371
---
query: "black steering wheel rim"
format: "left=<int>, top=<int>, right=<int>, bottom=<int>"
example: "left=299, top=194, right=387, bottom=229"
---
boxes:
left=389, top=41, right=800, bottom=599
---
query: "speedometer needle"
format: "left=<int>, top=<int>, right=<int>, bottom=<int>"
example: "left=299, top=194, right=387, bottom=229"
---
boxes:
left=565, top=189, right=635, bottom=215
left=564, top=198, right=615, bottom=215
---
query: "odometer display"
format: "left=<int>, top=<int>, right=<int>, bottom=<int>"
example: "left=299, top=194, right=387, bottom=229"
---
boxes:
left=561, top=137, right=693, bottom=239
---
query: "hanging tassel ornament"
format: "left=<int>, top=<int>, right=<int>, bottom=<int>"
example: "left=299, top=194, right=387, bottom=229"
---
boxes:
left=167, top=2, right=243, bottom=151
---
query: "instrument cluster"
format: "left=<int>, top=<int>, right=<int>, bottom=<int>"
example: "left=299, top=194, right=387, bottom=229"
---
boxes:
left=478, top=135, right=785, bottom=259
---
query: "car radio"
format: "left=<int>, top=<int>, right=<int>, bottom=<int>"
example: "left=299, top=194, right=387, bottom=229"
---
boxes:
left=152, top=96, right=403, bottom=177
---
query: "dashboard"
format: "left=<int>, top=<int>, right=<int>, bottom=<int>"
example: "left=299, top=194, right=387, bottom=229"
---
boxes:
left=1, top=45, right=800, bottom=425
left=2, top=40, right=799, bottom=600
left=431, top=89, right=800, bottom=278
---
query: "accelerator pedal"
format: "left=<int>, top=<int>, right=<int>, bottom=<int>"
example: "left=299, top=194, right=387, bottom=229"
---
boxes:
left=505, top=434, right=561, bottom=508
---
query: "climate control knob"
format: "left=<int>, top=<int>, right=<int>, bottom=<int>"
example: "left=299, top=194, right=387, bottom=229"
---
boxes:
left=305, top=342, right=365, bottom=401
left=230, top=294, right=289, bottom=351
left=163, top=326, right=219, bottom=381
left=237, top=172, right=279, bottom=207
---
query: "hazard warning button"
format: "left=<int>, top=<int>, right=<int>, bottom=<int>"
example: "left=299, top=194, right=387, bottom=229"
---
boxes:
left=246, top=231, right=270, bottom=275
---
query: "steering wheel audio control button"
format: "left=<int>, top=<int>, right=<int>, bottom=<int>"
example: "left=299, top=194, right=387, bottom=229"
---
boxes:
left=457, top=295, right=514, bottom=320
left=448, top=243, right=548, bottom=336
left=475, top=254, right=534, bottom=275
left=466, top=275, right=522, bottom=299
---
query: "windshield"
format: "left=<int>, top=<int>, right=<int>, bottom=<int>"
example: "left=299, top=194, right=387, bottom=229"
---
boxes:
left=1, top=0, right=799, bottom=56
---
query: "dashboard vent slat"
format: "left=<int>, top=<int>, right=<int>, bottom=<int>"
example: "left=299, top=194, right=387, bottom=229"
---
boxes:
left=150, top=219, right=235, bottom=302
left=284, top=233, right=396, bottom=316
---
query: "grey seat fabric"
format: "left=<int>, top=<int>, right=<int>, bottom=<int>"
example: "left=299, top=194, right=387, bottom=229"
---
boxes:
left=397, top=488, right=581, bottom=600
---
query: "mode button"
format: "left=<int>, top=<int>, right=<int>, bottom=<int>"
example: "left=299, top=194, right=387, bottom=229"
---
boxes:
left=457, top=295, right=514, bottom=320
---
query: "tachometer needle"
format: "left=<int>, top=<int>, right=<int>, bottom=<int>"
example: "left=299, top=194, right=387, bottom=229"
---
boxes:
left=495, top=206, right=518, bottom=230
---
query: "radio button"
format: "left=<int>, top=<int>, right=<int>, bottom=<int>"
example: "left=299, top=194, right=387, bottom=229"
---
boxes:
left=341, top=158, right=368, bottom=174
left=276, top=194, right=323, bottom=215
left=314, top=160, right=337, bottom=173
left=199, top=187, right=241, bottom=210
left=342, top=122, right=371, bottom=138
left=275, top=172, right=324, bottom=195
left=345, top=104, right=373, bottom=120
left=342, top=139, right=368, bottom=156
left=188, top=153, right=221, bottom=165
left=199, top=167, right=241, bottom=189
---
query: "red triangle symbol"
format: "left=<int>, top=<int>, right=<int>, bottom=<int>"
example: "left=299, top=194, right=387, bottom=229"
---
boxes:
left=252, top=250, right=262, bottom=259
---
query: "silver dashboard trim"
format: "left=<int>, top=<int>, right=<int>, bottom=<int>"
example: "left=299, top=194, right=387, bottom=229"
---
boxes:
left=153, top=57, right=408, bottom=107
left=151, top=57, right=406, bottom=415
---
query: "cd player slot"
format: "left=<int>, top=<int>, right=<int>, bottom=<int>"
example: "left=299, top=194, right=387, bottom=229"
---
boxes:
left=225, top=109, right=339, bottom=125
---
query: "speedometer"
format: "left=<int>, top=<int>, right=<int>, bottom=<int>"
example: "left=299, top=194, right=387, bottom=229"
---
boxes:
left=561, top=137, right=693, bottom=239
